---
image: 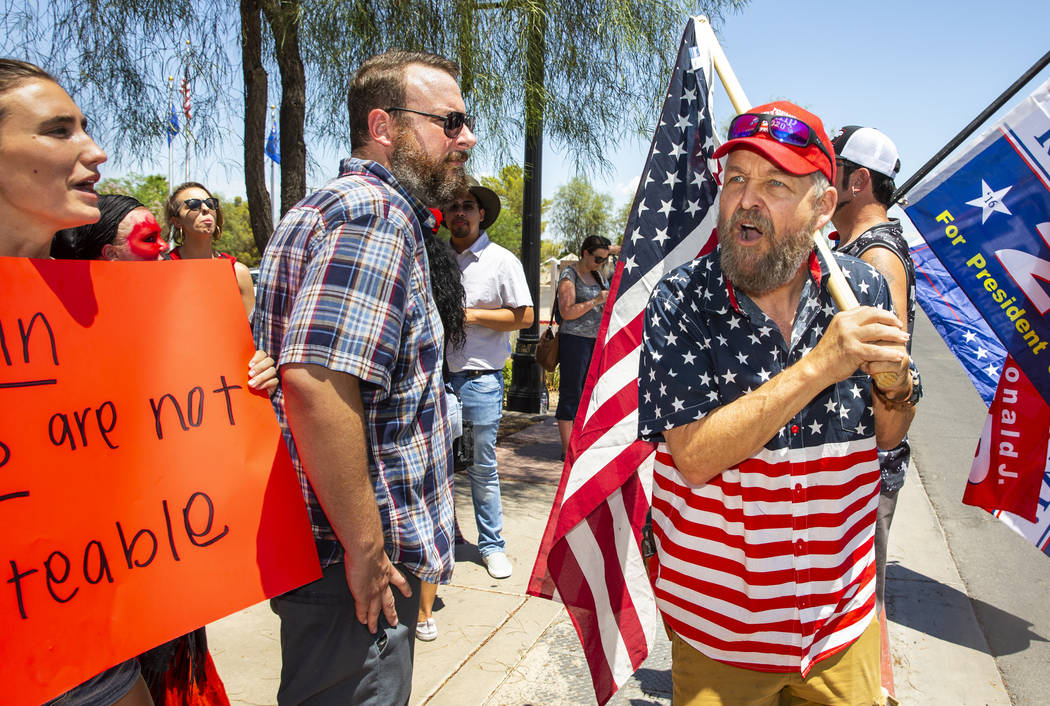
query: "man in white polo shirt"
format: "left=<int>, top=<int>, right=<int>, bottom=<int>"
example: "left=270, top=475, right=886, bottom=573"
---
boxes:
left=442, top=178, right=534, bottom=579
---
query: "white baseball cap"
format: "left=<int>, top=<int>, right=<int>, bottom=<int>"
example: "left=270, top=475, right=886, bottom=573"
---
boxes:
left=832, top=126, right=901, bottom=178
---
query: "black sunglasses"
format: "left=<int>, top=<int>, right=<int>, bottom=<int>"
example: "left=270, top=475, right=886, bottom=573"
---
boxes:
left=728, top=113, right=833, bottom=173
left=180, top=197, right=219, bottom=213
left=386, top=107, right=476, bottom=138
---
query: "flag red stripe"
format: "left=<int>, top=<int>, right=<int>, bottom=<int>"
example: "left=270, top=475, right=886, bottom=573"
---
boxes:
left=586, top=497, right=647, bottom=662
left=545, top=533, right=618, bottom=702
left=556, top=440, right=655, bottom=539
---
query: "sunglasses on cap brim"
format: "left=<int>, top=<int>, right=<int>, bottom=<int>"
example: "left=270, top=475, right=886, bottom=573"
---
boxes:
left=727, top=113, right=833, bottom=173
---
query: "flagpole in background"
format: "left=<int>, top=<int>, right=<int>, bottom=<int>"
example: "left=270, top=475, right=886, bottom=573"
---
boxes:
left=893, top=49, right=1050, bottom=206
left=167, top=75, right=175, bottom=195
left=270, top=105, right=277, bottom=224
left=182, top=40, right=192, bottom=182
left=265, top=104, right=281, bottom=224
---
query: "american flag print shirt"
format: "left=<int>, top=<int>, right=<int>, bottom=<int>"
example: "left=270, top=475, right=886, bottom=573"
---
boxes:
left=254, top=158, right=455, bottom=584
left=638, top=248, right=892, bottom=675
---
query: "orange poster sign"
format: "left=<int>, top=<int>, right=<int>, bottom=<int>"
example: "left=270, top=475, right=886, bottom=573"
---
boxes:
left=0, top=258, right=320, bottom=705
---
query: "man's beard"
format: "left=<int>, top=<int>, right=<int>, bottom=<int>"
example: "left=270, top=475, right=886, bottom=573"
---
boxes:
left=447, top=219, right=472, bottom=240
left=388, top=128, right=470, bottom=207
left=718, top=207, right=819, bottom=295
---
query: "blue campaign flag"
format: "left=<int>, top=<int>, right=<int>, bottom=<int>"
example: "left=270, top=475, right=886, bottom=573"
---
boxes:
left=905, top=79, right=1050, bottom=406
left=167, top=103, right=180, bottom=145
left=906, top=79, right=1050, bottom=558
left=265, top=120, right=280, bottom=165
left=909, top=240, right=1007, bottom=406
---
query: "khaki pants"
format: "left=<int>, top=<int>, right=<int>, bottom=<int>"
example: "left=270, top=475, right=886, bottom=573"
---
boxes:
left=671, top=619, right=882, bottom=706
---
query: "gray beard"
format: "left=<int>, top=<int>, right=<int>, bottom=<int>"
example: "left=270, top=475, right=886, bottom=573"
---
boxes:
left=719, top=208, right=819, bottom=295
left=388, top=133, right=469, bottom=207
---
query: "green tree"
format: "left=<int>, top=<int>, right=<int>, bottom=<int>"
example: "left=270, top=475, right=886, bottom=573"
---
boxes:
left=479, top=164, right=551, bottom=256
left=97, top=174, right=171, bottom=217
left=6, top=1, right=746, bottom=250
left=481, top=165, right=526, bottom=254
left=612, top=199, right=632, bottom=245
left=215, top=196, right=262, bottom=266
left=540, top=239, right=562, bottom=261
left=548, top=177, right=615, bottom=255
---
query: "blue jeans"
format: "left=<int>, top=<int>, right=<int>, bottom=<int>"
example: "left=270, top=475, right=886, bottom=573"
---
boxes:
left=449, top=370, right=505, bottom=557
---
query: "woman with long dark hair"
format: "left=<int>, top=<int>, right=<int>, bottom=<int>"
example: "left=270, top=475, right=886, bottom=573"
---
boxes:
left=415, top=209, right=466, bottom=642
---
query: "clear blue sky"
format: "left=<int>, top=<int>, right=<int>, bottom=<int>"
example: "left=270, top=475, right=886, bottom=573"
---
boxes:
left=561, top=0, right=1050, bottom=210
left=118, top=0, right=1049, bottom=217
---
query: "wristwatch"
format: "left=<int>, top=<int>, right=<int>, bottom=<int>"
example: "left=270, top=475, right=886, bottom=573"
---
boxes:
left=872, top=368, right=922, bottom=410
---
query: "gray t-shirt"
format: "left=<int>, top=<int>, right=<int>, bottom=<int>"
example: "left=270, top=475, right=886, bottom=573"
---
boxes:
left=559, top=265, right=606, bottom=338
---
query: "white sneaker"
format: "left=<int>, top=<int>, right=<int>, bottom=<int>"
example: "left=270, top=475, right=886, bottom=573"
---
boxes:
left=483, top=552, right=513, bottom=579
left=415, top=617, right=437, bottom=641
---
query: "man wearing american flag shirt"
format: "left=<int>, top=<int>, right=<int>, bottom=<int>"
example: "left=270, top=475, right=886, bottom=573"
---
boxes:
left=638, top=101, right=919, bottom=705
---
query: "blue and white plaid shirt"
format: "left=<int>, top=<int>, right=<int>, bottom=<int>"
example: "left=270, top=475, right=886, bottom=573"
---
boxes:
left=254, top=158, right=455, bottom=584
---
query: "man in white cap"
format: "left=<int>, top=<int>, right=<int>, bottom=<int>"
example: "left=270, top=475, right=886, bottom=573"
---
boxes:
left=830, top=126, right=918, bottom=618
left=442, top=179, right=534, bottom=580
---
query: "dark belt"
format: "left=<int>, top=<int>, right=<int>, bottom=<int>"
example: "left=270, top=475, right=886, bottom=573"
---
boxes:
left=462, top=368, right=501, bottom=379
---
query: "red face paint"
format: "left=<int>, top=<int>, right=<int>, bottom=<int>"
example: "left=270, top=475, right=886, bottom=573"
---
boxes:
left=124, top=211, right=166, bottom=260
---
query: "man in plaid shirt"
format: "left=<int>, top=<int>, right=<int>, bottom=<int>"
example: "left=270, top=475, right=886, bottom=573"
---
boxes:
left=253, top=51, right=476, bottom=704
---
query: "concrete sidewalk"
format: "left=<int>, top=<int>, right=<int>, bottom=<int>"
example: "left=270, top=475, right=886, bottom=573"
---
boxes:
left=208, top=413, right=1011, bottom=705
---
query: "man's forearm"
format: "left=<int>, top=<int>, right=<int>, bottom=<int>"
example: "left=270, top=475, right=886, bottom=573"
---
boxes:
left=466, top=305, right=534, bottom=331
left=664, top=356, right=829, bottom=485
left=281, top=363, right=385, bottom=559
left=872, top=375, right=916, bottom=449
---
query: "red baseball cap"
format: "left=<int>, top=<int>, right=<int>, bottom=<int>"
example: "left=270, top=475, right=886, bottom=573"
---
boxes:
left=712, top=101, right=836, bottom=184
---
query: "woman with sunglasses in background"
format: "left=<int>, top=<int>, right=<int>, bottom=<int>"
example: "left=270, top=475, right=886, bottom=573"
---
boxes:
left=554, top=235, right=612, bottom=457
left=164, top=182, right=256, bottom=317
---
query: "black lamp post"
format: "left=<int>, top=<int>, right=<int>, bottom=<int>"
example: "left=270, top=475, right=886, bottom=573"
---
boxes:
left=505, top=0, right=547, bottom=413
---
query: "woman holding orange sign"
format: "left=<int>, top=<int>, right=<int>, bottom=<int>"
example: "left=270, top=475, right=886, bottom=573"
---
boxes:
left=0, top=56, right=154, bottom=706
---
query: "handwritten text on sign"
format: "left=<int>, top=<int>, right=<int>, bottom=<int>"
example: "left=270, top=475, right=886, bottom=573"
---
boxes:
left=0, top=258, right=320, bottom=705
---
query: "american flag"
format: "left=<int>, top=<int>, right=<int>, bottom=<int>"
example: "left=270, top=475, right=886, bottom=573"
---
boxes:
left=181, top=66, right=192, bottom=122
left=527, top=17, right=723, bottom=704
